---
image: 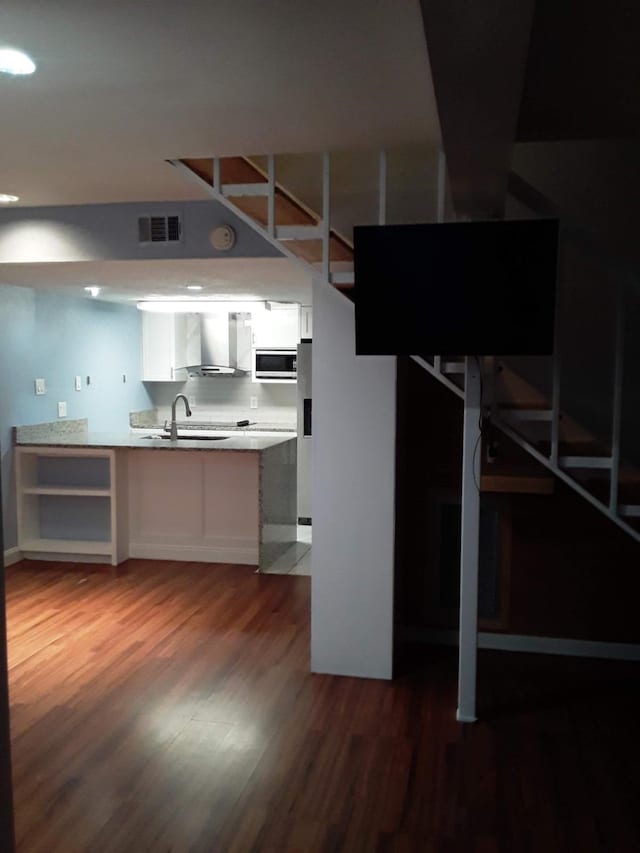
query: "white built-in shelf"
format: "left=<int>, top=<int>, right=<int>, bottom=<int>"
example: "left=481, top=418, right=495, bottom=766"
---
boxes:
left=15, top=446, right=128, bottom=567
left=22, top=486, right=112, bottom=497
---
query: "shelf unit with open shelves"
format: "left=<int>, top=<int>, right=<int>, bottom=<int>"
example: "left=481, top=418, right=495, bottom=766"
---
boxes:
left=15, top=446, right=128, bottom=566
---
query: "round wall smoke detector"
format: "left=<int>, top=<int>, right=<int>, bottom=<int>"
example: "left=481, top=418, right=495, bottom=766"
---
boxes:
left=210, top=224, right=236, bottom=251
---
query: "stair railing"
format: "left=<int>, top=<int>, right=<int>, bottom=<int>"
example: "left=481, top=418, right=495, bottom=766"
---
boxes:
left=496, top=172, right=640, bottom=541
left=170, top=152, right=640, bottom=542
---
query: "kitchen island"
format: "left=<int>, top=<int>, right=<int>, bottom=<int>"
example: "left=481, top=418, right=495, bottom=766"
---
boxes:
left=14, top=421, right=296, bottom=571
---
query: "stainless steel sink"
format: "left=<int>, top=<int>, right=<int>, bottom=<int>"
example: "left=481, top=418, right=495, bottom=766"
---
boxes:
left=142, top=434, right=228, bottom=441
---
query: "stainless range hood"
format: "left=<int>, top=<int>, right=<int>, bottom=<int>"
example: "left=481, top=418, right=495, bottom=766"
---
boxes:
left=183, top=312, right=251, bottom=377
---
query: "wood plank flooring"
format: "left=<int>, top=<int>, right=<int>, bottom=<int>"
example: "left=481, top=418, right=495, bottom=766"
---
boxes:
left=6, top=559, right=640, bottom=852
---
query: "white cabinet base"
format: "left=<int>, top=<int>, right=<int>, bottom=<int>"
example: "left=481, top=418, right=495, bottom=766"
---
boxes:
left=15, top=441, right=296, bottom=570
left=128, top=449, right=260, bottom=565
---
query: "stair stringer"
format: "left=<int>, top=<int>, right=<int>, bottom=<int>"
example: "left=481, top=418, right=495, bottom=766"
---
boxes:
left=168, top=157, right=323, bottom=282
left=417, top=355, right=640, bottom=544
left=168, top=156, right=355, bottom=297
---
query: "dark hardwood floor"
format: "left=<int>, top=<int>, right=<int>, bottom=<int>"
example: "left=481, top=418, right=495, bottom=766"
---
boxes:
left=6, top=558, right=640, bottom=852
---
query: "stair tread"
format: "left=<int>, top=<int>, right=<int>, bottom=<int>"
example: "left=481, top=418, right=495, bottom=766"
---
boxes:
left=480, top=472, right=554, bottom=494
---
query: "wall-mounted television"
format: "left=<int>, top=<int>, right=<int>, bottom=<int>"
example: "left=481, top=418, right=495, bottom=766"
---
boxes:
left=353, top=219, right=558, bottom=356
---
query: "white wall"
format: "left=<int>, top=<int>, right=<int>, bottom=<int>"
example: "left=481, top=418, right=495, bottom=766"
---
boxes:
left=311, top=279, right=397, bottom=679
left=0, top=200, right=281, bottom=263
left=145, top=375, right=296, bottom=426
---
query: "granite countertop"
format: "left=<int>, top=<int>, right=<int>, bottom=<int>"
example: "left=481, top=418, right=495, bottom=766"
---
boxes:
left=162, top=421, right=297, bottom=433
left=15, top=431, right=295, bottom=453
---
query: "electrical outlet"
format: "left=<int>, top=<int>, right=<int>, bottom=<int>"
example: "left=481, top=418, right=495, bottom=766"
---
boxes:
left=35, top=378, right=46, bottom=395
left=57, top=401, right=67, bottom=418
left=250, top=396, right=258, bottom=409
left=75, top=375, right=82, bottom=391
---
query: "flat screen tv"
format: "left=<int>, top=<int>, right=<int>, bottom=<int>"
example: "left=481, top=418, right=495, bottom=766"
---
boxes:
left=353, top=219, right=558, bottom=356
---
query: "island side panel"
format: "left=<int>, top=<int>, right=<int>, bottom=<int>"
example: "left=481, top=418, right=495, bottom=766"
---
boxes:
left=259, top=438, right=297, bottom=570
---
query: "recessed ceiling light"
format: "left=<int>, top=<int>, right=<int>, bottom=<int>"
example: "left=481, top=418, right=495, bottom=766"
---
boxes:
left=186, top=285, right=203, bottom=291
left=84, top=286, right=101, bottom=298
left=0, top=48, right=37, bottom=76
left=0, top=194, right=19, bottom=203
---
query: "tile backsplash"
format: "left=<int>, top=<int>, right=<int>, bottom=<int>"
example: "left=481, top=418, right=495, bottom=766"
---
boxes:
left=145, top=376, right=297, bottom=425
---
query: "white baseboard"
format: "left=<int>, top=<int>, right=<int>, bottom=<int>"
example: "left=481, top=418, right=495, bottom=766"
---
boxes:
left=401, top=627, right=640, bottom=663
left=3, top=547, right=22, bottom=567
left=128, top=542, right=258, bottom=565
left=19, top=551, right=111, bottom=565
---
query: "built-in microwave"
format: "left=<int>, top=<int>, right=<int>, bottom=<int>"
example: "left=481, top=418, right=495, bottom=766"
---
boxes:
left=253, top=348, right=297, bottom=381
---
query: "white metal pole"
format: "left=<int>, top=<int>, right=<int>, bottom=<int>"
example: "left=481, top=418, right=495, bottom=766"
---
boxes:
left=457, top=356, right=482, bottom=723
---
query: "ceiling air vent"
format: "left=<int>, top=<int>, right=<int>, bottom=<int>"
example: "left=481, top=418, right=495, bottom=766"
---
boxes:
left=138, top=214, right=182, bottom=245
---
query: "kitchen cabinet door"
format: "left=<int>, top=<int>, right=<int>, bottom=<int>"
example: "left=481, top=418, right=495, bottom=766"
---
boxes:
left=141, top=312, right=192, bottom=381
left=251, top=306, right=300, bottom=348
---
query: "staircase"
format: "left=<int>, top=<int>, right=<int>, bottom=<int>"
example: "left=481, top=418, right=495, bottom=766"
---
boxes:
left=173, top=155, right=355, bottom=298
left=171, top=152, right=640, bottom=545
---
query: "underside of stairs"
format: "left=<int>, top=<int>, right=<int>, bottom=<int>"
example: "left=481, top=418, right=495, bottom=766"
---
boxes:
left=172, top=152, right=640, bottom=545
left=175, top=156, right=355, bottom=297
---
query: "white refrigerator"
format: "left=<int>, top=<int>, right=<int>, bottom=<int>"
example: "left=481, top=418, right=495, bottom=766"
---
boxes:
left=296, top=341, right=312, bottom=524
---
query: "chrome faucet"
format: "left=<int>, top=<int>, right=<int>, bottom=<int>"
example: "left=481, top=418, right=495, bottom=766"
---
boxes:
left=169, top=393, right=192, bottom=440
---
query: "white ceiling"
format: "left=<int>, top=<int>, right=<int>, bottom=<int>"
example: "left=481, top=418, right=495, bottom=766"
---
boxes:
left=0, top=0, right=440, bottom=302
left=0, top=257, right=312, bottom=304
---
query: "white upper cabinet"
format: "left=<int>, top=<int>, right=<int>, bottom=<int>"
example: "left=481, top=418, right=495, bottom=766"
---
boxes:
left=142, top=306, right=300, bottom=381
left=141, top=312, right=197, bottom=381
left=251, top=305, right=300, bottom=348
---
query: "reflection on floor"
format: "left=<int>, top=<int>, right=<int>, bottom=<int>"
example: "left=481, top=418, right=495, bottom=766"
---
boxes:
left=261, top=525, right=311, bottom=576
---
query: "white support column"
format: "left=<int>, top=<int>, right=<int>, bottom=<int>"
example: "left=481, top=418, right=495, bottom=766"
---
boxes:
left=212, top=157, right=221, bottom=194
left=322, top=152, right=331, bottom=282
left=457, top=356, right=481, bottom=723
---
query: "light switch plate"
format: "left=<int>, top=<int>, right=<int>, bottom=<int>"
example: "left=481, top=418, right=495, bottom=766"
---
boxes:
left=75, top=375, right=82, bottom=391
left=57, top=401, right=67, bottom=418
left=250, top=396, right=258, bottom=409
left=35, top=378, right=46, bottom=395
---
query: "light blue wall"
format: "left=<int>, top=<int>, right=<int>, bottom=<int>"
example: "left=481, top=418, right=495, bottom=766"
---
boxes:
left=0, top=285, right=152, bottom=550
